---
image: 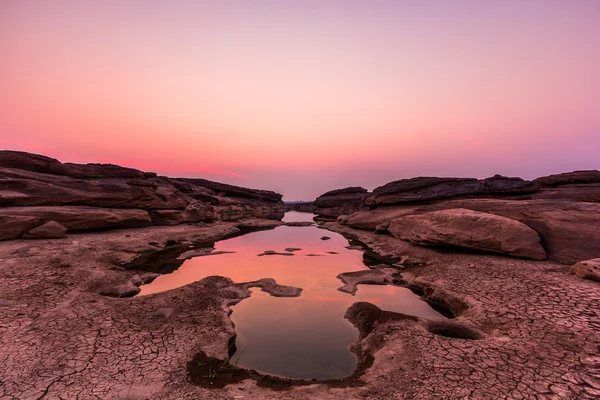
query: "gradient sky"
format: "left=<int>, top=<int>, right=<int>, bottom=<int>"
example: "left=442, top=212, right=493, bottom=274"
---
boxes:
left=1, top=0, right=599, bottom=199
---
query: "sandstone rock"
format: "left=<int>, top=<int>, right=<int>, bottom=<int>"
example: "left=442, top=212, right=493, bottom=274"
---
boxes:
left=572, top=259, right=600, bottom=282
left=176, top=177, right=282, bottom=204
left=99, top=282, right=141, bottom=298
left=313, top=187, right=370, bottom=218
left=531, top=184, right=600, bottom=202
left=0, top=215, right=43, bottom=240
left=320, top=187, right=368, bottom=197
left=366, top=177, right=483, bottom=206
left=131, top=272, right=161, bottom=286
left=534, top=170, right=600, bottom=186
left=344, top=199, right=600, bottom=264
left=148, top=202, right=216, bottom=226
left=337, top=267, right=399, bottom=295
left=0, top=206, right=152, bottom=231
left=365, top=175, right=543, bottom=207
left=388, top=208, right=546, bottom=260
left=483, top=175, right=540, bottom=194
left=0, top=151, right=286, bottom=237
left=22, top=221, right=67, bottom=239
left=0, top=167, right=189, bottom=209
left=0, top=150, right=149, bottom=180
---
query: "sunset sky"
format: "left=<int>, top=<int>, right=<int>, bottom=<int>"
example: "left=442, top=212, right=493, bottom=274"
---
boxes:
left=1, top=0, right=599, bottom=199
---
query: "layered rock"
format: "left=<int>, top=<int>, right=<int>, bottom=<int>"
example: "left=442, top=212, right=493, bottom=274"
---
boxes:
left=0, top=151, right=285, bottom=240
left=343, top=199, right=600, bottom=264
left=387, top=208, right=546, bottom=260
left=0, top=206, right=153, bottom=231
left=313, top=187, right=370, bottom=218
left=365, top=175, right=540, bottom=207
left=318, top=169, right=600, bottom=263
left=0, top=215, right=43, bottom=241
left=531, top=170, right=600, bottom=203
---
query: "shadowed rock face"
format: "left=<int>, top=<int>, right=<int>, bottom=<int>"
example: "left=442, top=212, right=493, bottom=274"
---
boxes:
left=0, top=151, right=285, bottom=240
left=365, top=175, right=541, bottom=207
left=313, top=186, right=370, bottom=218
left=534, top=170, right=600, bottom=186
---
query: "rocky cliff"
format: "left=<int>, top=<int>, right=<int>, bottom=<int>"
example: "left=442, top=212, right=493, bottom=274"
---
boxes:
left=315, top=172, right=600, bottom=265
left=0, top=151, right=285, bottom=240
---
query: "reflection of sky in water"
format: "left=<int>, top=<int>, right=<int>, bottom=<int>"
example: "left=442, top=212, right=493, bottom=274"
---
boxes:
left=140, top=213, right=444, bottom=379
left=281, top=211, right=315, bottom=223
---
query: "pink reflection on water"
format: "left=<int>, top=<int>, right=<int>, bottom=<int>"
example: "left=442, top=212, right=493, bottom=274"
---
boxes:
left=139, top=216, right=444, bottom=379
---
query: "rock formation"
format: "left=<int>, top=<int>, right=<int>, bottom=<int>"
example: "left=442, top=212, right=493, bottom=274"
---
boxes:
left=572, top=258, right=600, bottom=282
left=316, top=171, right=600, bottom=263
left=0, top=151, right=285, bottom=241
left=388, top=208, right=546, bottom=260
left=313, top=186, right=370, bottom=218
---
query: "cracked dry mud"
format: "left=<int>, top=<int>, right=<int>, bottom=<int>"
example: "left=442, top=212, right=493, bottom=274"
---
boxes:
left=1, top=220, right=599, bottom=399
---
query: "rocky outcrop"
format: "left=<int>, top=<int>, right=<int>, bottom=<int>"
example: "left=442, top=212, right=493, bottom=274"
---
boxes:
left=388, top=208, right=546, bottom=260
left=0, top=215, right=43, bottom=241
left=320, top=169, right=600, bottom=263
left=22, top=221, right=67, bottom=239
left=365, top=175, right=540, bottom=207
left=313, top=187, right=370, bottom=218
left=0, top=206, right=152, bottom=231
left=572, top=258, right=600, bottom=282
left=534, top=170, right=600, bottom=186
left=342, top=199, right=600, bottom=264
left=0, top=151, right=285, bottom=240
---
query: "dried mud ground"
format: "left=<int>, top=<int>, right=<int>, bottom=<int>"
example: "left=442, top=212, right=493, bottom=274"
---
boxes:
left=0, top=220, right=599, bottom=399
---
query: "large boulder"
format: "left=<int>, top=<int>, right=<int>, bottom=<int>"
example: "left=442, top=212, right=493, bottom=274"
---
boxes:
left=0, top=215, right=43, bottom=240
left=22, top=221, right=68, bottom=239
left=313, top=187, right=370, bottom=218
left=345, top=199, right=600, bottom=264
left=388, top=208, right=546, bottom=260
left=572, top=258, right=600, bottom=282
left=0, top=206, right=152, bottom=231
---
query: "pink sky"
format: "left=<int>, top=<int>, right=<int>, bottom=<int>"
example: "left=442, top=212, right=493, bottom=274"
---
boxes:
left=1, top=0, right=599, bottom=199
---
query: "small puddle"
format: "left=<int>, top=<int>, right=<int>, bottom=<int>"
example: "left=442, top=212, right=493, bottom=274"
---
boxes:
left=140, top=212, right=444, bottom=380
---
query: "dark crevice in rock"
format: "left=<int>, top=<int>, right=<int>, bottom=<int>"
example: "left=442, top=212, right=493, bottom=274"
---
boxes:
left=426, top=321, right=484, bottom=340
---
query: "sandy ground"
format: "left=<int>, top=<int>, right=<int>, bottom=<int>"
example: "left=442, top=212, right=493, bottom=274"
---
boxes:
left=0, top=221, right=599, bottom=399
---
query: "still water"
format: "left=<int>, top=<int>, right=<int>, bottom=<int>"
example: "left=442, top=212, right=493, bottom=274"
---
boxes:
left=140, top=212, right=443, bottom=379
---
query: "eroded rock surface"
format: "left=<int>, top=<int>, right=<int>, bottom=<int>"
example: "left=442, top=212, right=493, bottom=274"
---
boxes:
left=341, top=198, right=600, bottom=264
left=572, top=258, right=600, bottom=282
left=0, top=151, right=286, bottom=241
left=313, top=187, right=370, bottom=219
left=1, top=217, right=599, bottom=399
left=388, top=208, right=546, bottom=260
